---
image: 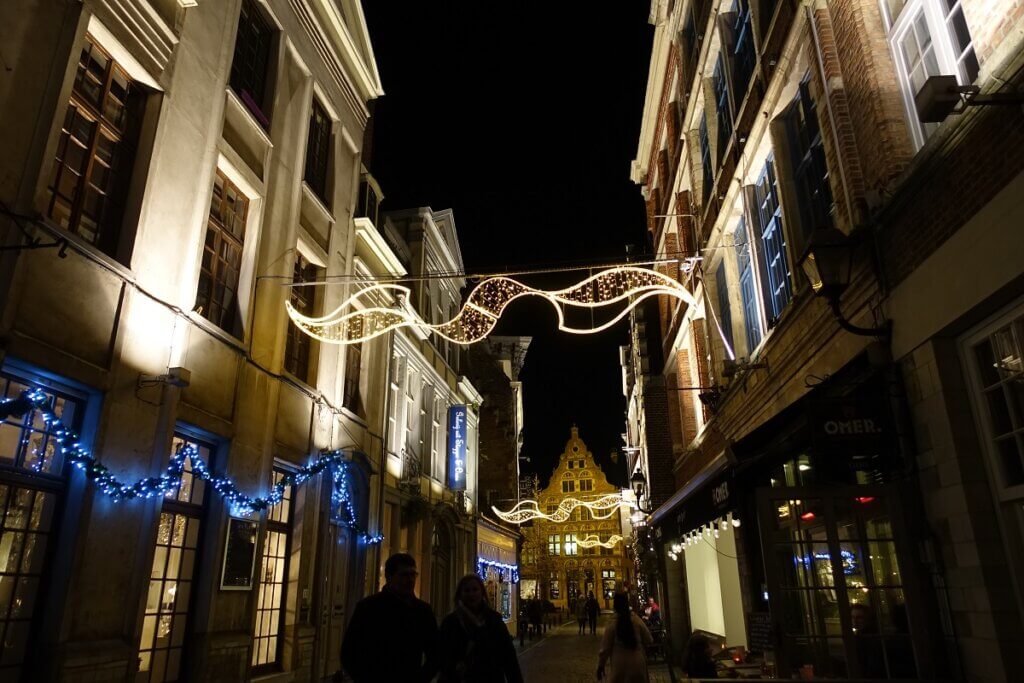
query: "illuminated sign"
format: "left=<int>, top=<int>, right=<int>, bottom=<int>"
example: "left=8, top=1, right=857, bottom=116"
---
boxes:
left=448, top=405, right=468, bottom=490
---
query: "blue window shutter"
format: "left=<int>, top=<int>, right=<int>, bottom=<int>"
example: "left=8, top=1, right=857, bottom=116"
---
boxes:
left=716, top=260, right=733, bottom=351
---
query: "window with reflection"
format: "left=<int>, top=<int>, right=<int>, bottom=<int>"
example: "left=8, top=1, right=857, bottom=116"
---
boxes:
left=0, top=372, right=84, bottom=677
left=137, top=433, right=213, bottom=683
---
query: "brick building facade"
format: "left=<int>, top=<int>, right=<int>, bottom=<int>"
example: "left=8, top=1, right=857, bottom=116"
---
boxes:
left=628, top=0, right=1024, bottom=680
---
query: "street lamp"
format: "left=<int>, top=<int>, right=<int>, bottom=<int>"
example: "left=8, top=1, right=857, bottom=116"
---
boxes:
left=630, top=470, right=653, bottom=514
left=799, top=227, right=890, bottom=337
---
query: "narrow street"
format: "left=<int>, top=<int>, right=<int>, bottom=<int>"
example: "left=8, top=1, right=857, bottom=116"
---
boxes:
left=518, top=615, right=673, bottom=683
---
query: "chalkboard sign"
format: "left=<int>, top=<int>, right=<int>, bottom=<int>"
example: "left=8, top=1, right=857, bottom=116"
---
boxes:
left=220, top=517, right=259, bottom=590
left=747, top=611, right=773, bottom=653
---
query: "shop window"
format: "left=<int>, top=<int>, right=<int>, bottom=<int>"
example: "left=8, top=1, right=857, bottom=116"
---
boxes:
left=699, top=114, right=713, bottom=204
left=0, top=370, right=86, bottom=677
left=753, top=157, right=792, bottom=321
left=252, top=468, right=293, bottom=672
left=304, top=99, right=331, bottom=204
left=229, top=0, right=274, bottom=126
left=284, top=253, right=319, bottom=380
left=883, top=0, right=979, bottom=149
left=196, top=169, right=249, bottom=335
left=46, top=34, right=145, bottom=257
left=783, top=76, right=833, bottom=248
left=138, top=433, right=214, bottom=682
left=716, top=260, right=734, bottom=351
left=342, top=342, right=362, bottom=414
left=547, top=535, right=560, bottom=556
left=713, top=54, right=733, bottom=163
left=564, top=534, right=578, bottom=556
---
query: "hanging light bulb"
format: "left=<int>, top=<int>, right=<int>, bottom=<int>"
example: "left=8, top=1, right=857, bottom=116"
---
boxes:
left=721, top=518, right=729, bottom=530
left=714, top=528, right=720, bottom=539
left=732, top=516, right=741, bottom=528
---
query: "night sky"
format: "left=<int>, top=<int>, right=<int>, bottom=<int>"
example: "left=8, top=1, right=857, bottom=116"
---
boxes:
left=363, top=4, right=654, bottom=488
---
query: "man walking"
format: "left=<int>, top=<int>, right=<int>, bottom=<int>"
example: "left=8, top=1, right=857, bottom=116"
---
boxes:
left=585, top=591, right=599, bottom=635
left=341, top=553, right=439, bottom=682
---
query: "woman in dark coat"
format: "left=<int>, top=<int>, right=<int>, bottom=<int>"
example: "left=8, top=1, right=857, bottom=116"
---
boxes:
left=439, top=574, right=524, bottom=683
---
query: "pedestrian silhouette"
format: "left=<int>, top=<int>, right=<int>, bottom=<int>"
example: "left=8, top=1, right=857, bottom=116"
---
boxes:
left=340, top=553, right=439, bottom=682
left=679, top=632, right=717, bottom=679
left=597, top=592, right=653, bottom=682
left=438, top=573, right=523, bottom=682
left=586, top=591, right=600, bottom=635
left=576, top=594, right=589, bottom=635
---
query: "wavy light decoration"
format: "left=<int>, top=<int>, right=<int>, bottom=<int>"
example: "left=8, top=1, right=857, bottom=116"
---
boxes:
left=491, top=493, right=630, bottom=524
left=578, top=534, right=624, bottom=549
left=286, top=266, right=698, bottom=345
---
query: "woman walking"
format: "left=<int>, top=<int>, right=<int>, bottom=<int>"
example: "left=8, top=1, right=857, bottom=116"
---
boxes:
left=596, top=592, right=653, bottom=682
left=439, top=574, right=524, bottom=683
left=576, top=595, right=588, bottom=635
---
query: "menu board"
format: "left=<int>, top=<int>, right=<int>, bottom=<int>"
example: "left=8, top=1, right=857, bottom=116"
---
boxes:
left=220, top=517, right=259, bottom=590
left=747, top=611, right=773, bottom=653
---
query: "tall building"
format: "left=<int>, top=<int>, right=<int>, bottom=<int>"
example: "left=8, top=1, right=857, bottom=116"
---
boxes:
left=629, top=0, right=1024, bottom=680
left=519, top=427, right=631, bottom=611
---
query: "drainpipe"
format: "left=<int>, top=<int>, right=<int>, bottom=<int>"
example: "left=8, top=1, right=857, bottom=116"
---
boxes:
left=373, top=328, right=396, bottom=592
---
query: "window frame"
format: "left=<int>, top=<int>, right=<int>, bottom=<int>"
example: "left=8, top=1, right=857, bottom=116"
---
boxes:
left=699, top=114, right=714, bottom=204
left=283, top=252, right=320, bottom=381
left=251, top=466, right=294, bottom=673
left=713, top=53, right=734, bottom=164
left=753, top=157, right=792, bottom=321
left=195, top=168, right=250, bottom=335
left=229, top=0, right=275, bottom=127
left=303, top=98, right=332, bottom=204
left=342, top=342, right=363, bottom=414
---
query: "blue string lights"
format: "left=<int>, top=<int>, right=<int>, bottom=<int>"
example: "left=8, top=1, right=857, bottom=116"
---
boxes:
left=476, top=558, right=519, bottom=583
left=1, top=388, right=383, bottom=544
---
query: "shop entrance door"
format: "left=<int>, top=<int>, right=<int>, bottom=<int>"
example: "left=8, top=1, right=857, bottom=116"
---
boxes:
left=314, top=520, right=352, bottom=681
left=757, top=486, right=918, bottom=680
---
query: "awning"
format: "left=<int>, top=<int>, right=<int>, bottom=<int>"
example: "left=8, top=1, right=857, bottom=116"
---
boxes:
left=651, top=450, right=737, bottom=542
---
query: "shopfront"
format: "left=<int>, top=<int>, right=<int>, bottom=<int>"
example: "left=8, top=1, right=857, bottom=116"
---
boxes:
left=654, top=364, right=948, bottom=679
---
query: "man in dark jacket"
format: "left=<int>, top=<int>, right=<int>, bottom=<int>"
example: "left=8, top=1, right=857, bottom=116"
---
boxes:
left=341, top=553, right=439, bottom=682
left=585, top=592, right=599, bottom=634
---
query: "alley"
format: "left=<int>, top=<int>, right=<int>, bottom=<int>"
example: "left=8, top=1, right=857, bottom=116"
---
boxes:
left=517, top=615, right=672, bottom=683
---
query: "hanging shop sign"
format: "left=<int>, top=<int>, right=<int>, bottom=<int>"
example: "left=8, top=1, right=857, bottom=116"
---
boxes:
left=448, top=405, right=468, bottom=490
left=808, top=399, right=894, bottom=455
left=221, top=517, right=259, bottom=590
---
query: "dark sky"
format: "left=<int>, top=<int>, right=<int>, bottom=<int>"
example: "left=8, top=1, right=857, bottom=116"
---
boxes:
left=363, top=3, right=654, bottom=488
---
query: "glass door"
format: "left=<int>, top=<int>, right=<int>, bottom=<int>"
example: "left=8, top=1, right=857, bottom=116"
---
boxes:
left=758, top=487, right=918, bottom=679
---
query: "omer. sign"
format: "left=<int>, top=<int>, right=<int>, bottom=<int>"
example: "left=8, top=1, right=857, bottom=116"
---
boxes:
left=448, top=405, right=468, bottom=491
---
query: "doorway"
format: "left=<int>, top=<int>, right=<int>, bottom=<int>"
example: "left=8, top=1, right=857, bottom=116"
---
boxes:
left=313, top=518, right=353, bottom=680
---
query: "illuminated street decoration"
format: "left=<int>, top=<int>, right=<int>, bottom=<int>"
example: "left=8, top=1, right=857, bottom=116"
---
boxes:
left=578, top=534, right=624, bottom=549
left=286, top=266, right=698, bottom=345
left=476, top=558, right=520, bottom=583
left=0, top=388, right=383, bottom=544
left=448, top=405, right=468, bottom=490
left=491, top=493, right=630, bottom=524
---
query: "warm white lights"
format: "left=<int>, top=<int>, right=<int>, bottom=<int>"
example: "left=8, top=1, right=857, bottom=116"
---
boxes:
left=491, top=493, right=630, bottom=524
left=286, top=266, right=700, bottom=346
left=577, top=534, right=624, bottom=549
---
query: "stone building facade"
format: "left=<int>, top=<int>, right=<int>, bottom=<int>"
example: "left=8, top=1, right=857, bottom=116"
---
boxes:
left=519, top=427, right=630, bottom=611
left=629, top=0, right=1024, bottom=680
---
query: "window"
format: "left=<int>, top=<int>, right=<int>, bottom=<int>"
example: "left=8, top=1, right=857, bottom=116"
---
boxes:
left=713, top=53, right=733, bottom=162
left=885, top=0, right=978, bottom=148
left=196, top=169, right=248, bottom=334
left=579, top=479, right=593, bottom=492
left=754, top=158, right=792, bottom=320
left=355, top=177, right=381, bottom=226
left=731, top=0, right=756, bottom=100
left=386, top=354, right=404, bottom=455
left=138, top=434, right=213, bottom=682
left=46, top=34, right=143, bottom=256
left=737, top=220, right=763, bottom=352
left=304, top=99, right=331, bottom=203
left=547, top=534, right=561, bottom=556
left=252, top=468, right=293, bottom=671
left=716, top=260, right=734, bottom=351
left=784, top=77, right=833, bottom=245
left=0, top=371, right=84, bottom=678
left=545, top=503, right=558, bottom=515
left=229, top=0, right=274, bottom=125
left=562, top=480, right=575, bottom=493
left=342, top=343, right=362, bottom=414
left=564, top=534, right=578, bottom=556
left=699, top=114, right=713, bottom=203
left=567, top=460, right=574, bottom=469
left=284, top=253, right=318, bottom=379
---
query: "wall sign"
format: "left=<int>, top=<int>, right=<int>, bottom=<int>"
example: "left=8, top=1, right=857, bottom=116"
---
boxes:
left=221, top=517, right=259, bottom=590
left=447, top=405, right=468, bottom=490
left=809, top=399, right=895, bottom=456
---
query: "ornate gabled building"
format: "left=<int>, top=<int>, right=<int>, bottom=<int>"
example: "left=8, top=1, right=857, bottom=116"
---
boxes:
left=520, top=427, right=631, bottom=611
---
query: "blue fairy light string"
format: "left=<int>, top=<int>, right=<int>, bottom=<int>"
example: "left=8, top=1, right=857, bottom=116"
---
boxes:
left=1, top=388, right=383, bottom=544
left=476, top=558, right=519, bottom=583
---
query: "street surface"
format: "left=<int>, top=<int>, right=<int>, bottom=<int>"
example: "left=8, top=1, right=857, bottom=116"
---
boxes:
left=517, top=614, right=673, bottom=683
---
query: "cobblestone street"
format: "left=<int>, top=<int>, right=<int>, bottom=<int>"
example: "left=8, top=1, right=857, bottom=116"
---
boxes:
left=517, top=615, right=673, bottom=683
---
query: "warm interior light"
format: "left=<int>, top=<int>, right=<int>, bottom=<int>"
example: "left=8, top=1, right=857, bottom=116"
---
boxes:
left=800, top=511, right=816, bottom=521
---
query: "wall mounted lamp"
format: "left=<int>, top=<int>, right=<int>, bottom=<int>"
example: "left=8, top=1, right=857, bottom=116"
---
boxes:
left=915, top=75, right=1024, bottom=122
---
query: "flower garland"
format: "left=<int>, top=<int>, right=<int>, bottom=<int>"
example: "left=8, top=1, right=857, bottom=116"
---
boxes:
left=1, top=388, right=383, bottom=544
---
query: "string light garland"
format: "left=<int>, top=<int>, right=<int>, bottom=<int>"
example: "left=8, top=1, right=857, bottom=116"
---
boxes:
left=577, top=534, right=624, bottom=549
left=491, top=493, right=630, bottom=524
left=287, top=266, right=700, bottom=346
left=2, top=388, right=383, bottom=544
left=476, top=558, right=520, bottom=583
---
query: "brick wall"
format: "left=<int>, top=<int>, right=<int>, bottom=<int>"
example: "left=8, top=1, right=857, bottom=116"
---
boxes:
left=642, top=375, right=677, bottom=508
left=963, top=0, right=1024, bottom=68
